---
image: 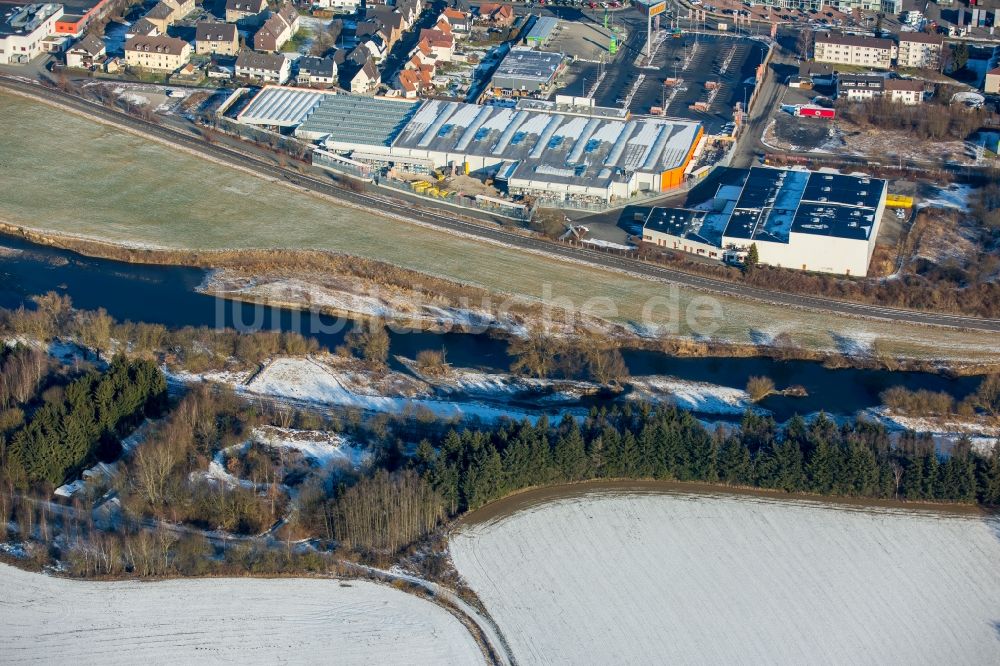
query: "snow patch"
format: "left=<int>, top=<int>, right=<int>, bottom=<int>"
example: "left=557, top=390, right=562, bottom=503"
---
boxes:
left=627, top=376, right=760, bottom=415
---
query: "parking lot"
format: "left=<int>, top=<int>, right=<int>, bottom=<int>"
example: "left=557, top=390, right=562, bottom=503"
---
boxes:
left=593, top=31, right=766, bottom=134
left=540, top=18, right=620, bottom=62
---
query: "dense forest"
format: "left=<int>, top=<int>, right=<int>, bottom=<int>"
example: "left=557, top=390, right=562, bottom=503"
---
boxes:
left=412, top=407, right=1000, bottom=516
left=1, top=354, right=167, bottom=486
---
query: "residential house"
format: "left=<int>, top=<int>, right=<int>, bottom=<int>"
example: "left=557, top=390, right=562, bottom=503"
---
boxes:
left=314, top=0, right=361, bottom=11
left=397, top=0, right=423, bottom=28
left=395, top=63, right=433, bottom=98
left=883, top=78, right=925, bottom=104
left=364, top=6, right=404, bottom=47
left=296, top=55, right=338, bottom=86
left=895, top=32, right=944, bottom=69
left=65, top=32, right=106, bottom=69
left=124, top=34, right=191, bottom=72
left=126, top=18, right=160, bottom=39
left=350, top=58, right=380, bottom=93
left=476, top=3, right=515, bottom=28
left=986, top=67, right=1000, bottom=94
left=143, top=0, right=194, bottom=33
left=195, top=22, right=239, bottom=56
left=813, top=34, right=895, bottom=69
left=235, top=49, right=290, bottom=82
left=439, top=7, right=470, bottom=32
left=225, top=0, right=268, bottom=25
left=252, top=4, right=299, bottom=52
left=418, top=20, right=454, bottom=63
left=363, top=34, right=388, bottom=61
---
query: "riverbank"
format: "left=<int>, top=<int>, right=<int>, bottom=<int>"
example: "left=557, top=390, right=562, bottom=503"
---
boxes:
left=4, top=224, right=1000, bottom=376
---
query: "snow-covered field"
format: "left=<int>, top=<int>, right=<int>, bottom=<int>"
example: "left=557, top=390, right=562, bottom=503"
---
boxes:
left=0, top=564, right=484, bottom=665
left=451, top=492, right=1000, bottom=665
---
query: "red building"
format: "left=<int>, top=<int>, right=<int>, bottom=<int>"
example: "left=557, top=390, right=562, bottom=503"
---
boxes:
left=54, top=0, right=115, bottom=35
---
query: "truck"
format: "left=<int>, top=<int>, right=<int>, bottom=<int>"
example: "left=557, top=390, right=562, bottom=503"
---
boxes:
left=794, top=105, right=835, bottom=119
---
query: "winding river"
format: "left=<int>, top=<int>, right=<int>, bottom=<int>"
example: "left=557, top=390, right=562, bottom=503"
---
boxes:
left=0, top=235, right=982, bottom=421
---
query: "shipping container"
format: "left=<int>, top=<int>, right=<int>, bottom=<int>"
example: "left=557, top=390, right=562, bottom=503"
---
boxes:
left=795, top=105, right=835, bottom=119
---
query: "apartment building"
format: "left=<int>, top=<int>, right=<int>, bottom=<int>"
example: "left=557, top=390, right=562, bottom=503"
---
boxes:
left=124, top=34, right=191, bottom=72
left=814, top=34, right=895, bottom=69
left=195, top=22, right=238, bottom=56
left=895, top=32, right=944, bottom=69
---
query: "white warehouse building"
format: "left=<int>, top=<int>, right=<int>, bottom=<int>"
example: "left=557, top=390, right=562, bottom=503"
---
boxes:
left=643, top=167, right=888, bottom=276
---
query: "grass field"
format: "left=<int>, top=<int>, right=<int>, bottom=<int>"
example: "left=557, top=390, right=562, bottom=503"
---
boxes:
left=1, top=92, right=998, bottom=362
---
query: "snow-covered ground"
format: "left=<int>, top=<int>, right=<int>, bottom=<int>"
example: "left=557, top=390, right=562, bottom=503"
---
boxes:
left=0, top=563, right=485, bottom=665
left=451, top=492, right=1000, bottom=665
left=919, top=184, right=975, bottom=212
left=200, top=271, right=520, bottom=335
left=627, top=376, right=759, bottom=414
left=244, top=356, right=545, bottom=423
left=200, top=426, right=372, bottom=490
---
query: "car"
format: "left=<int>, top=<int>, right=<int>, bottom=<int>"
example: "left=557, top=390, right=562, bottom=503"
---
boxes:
left=589, top=1, right=597, bottom=7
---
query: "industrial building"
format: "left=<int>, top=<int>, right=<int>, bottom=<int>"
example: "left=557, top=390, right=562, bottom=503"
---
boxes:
left=235, top=87, right=705, bottom=204
left=490, top=47, right=565, bottom=97
left=0, top=3, right=63, bottom=64
left=642, top=167, right=888, bottom=276
left=523, top=16, right=558, bottom=48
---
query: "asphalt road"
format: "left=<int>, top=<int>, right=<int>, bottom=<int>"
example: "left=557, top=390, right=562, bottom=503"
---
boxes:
left=3, top=74, right=1000, bottom=334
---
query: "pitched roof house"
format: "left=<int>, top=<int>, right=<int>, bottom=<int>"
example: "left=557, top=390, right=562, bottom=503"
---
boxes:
left=225, top=0, right=268, bottom=24
left=126, top=17, right=160, bottom=39
left=235, top=49, right=290, bottom=82
left=66, top=32, right=106, bottom=69
left=350, top=58, right=380, bottom=93
left=195, top=22, right=239, bottom=56
left=252, top=5, right=299, bottom=53
left=296, top=55, right=338, bottom=87
left=124, top=34, right=192, bottom=72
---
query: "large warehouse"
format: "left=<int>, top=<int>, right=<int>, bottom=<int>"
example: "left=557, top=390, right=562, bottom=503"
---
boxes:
left=643, top=167, right=888, bottom=276
left=236, top=87, right=705, bottom=204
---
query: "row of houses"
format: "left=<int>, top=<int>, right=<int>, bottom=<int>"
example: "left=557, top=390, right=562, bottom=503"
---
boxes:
left=836, top=74, right=926, bottom=105
left=395, top=10, right=463, bottom=97
left=793, top=63, right=930, bottom=106
left=813, top=32, right=945, bottom=70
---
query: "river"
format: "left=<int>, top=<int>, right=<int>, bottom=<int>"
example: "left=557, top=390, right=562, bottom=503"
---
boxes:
left=0, top=235, right=982, bottom=422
